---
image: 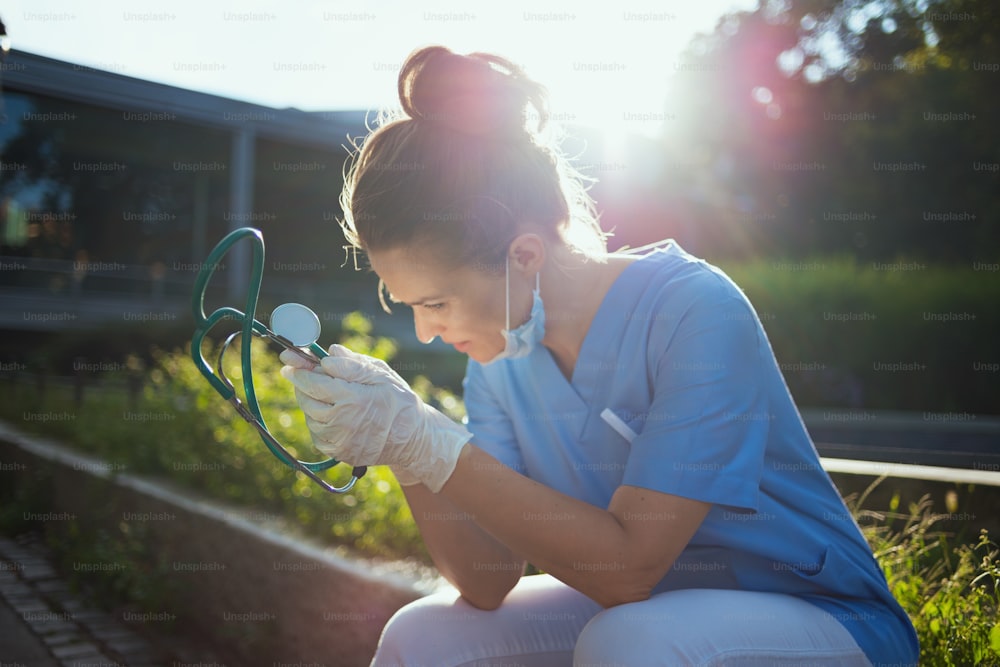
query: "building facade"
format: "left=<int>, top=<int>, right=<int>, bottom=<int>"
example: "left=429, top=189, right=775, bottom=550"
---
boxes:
left=0, top=49, right=377, bottom=334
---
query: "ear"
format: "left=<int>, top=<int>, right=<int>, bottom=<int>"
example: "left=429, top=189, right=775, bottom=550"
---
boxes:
left=508, top=233, right=546, bottom=276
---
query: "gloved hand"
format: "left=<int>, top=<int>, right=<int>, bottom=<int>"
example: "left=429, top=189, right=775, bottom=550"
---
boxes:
left=279, top=345, right=472, bottom=493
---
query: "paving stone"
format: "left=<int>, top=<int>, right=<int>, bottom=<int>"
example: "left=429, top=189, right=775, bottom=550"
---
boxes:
left=0, top=581, right=35, bottom=597
left=26, top=615, right=77, bottom=633
left=13, top=600, right=52, bottom=615
left=43, top=630, right=87, bottom=647
left=62, top=655, right=120, bottom=667
left=3, top=597, right=44, bottom=611
left=0, top=549, right=32, bottom=561
left=60, top=598, right=87, bottom=611
left=8, top=559, right=37, bottom=571
left=36, top=579, right=73, bottom=594
left=52, top=641, right=104, bottom=659
left=30, top=617, right=78, bottom=635
left=89, top=626, right=137, bottom=642
left=23, top=569, right=59, bottom=582
left=83, top=619, right=128, bottom=634
left=106, top=635, right=154, bottom=654
left=1, top=597, right=42, bottom=610
left=22, top=559, right=46, bottom=570
left=71, top=609, right=115, bottom=624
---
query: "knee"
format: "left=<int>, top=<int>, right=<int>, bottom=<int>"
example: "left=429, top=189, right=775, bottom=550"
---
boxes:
left=574, top=603, right=686, bottom=667
left=371, top=599, right=434, bottom=667
left=575, top=605, right=635, bottom=666
left=371, top=594, right=471, bottom=667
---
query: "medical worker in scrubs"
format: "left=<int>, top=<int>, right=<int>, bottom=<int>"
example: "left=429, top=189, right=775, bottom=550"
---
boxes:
left=280, top=46, right=918, bottom=666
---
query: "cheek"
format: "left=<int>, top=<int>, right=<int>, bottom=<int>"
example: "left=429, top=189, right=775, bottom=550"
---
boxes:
left=450, top=292, right=505, bottom=338
left=451, top=303, right=500, bottom=334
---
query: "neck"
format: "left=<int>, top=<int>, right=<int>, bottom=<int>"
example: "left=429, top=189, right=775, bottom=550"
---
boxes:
left=539, top=247, right=631, bottom=377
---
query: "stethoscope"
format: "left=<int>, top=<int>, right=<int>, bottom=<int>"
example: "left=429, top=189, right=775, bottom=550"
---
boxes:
left=190, top=227, right=366, bottom=494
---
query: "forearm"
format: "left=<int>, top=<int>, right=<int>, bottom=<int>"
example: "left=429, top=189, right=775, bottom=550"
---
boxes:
left=439, top=444, right=652, bottom=607
left=280, top=349, right=692, bottom=605
left=402, top=481, right=525, bottom=608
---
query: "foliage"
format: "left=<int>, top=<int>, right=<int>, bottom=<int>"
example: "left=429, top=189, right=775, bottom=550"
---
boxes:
left=0, top=312, right=464, bottom=563
left=718, top=257, right=999, bottom=413
left=3, top=312, right=1000, bottom=664
left=655, top=0, right=999, bottom=263
left=848, top=480, right=1000, bottom=666
left=52, top=519, right=178, bottom=620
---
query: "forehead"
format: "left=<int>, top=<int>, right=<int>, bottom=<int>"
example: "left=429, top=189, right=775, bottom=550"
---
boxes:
left=367, top=247, right=500, bottom=304
left=367, top=247, right=439, bottom=277
left=367, top=247, right=454, bottom=300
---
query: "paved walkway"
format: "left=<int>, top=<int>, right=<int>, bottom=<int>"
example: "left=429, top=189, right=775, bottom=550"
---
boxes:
left=0, top=534, right=168, bottom=667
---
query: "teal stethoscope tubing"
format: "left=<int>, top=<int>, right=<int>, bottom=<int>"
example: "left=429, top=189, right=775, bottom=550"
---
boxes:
left=190, top=226, right=365, bottom=493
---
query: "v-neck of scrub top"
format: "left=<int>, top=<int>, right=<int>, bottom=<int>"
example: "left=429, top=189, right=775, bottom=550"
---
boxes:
left=534, top=249, right=661, bottom=428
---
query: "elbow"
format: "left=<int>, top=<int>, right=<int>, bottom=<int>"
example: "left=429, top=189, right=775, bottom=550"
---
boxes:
left=459, top=588, right=508, bottom=611
left=454, top=570, right=522, bottom=611
left=461, top=594, right=504, bottom=611
left=590, top=567, right=661, bottom=609
left=595, top=586, right=652, bottom=609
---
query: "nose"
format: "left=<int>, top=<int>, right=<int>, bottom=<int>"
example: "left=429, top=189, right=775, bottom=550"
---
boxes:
left=413, top=309, right=442, bottom=345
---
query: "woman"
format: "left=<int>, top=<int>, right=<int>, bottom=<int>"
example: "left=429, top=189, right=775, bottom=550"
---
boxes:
left=280, top=45, right=918, bottom=667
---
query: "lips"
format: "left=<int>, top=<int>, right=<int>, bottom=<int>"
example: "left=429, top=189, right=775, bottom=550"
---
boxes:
left=452, top=341, right=471, bottom=353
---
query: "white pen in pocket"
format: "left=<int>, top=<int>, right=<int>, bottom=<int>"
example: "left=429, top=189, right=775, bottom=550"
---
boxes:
left=600, top=408, right=637, bottom=444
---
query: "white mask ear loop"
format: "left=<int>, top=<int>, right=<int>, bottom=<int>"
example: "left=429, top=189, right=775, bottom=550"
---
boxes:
left=505, top=255, right=511, bottom=332
left=504, top=254, right=541, bottom=332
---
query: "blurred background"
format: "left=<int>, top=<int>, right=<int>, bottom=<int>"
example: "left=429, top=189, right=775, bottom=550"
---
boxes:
left=0, top=0, right=996, bottom=415
left=0, top=1, right=998, bottom=664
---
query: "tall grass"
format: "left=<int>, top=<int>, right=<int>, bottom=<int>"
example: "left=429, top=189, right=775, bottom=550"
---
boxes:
left=848, top=479, right=1000, bottom=666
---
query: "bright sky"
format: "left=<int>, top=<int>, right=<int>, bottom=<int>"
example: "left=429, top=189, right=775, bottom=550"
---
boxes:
left=5, top=0, right=757, bottom=137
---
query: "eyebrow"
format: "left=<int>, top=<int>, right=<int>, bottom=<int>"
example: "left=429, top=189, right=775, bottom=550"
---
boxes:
left=387, top=292, right=444, bottom=307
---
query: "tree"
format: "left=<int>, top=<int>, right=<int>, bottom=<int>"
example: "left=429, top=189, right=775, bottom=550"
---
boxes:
left=654, top=0, right=999, bottom=263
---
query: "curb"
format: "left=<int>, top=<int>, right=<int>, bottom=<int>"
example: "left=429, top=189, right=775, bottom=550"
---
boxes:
left=0, top=420, right=441, bottom=667
left=0, top=534, right=170, bottom=667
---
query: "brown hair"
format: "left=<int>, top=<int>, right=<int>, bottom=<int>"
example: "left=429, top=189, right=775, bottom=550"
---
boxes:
left=339, top=45, right=607, bottom=282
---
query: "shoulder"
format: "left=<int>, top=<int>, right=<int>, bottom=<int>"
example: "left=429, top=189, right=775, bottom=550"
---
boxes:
left=626, top=243, right=754, bottom=326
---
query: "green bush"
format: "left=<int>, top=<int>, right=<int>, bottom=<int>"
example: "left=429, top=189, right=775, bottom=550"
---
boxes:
left=10, top=258, right=995, bottom=415
left=719, top=257, right=999, bottom=413
left=0, top=312, right=466, bottom=563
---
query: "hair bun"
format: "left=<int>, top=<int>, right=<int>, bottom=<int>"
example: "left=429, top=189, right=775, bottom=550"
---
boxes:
left=398, top=45, right=548, bottom=137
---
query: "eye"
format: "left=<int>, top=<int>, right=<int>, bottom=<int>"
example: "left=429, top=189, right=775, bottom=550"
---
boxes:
left=423, top=302, right=446, bottom=311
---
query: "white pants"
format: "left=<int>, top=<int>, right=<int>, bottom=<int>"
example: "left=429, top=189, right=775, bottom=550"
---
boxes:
left=370, top=574, right=874, bottom=667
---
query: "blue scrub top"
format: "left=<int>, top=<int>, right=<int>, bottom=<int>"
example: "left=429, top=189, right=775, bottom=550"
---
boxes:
left=462, top=242, right=918, bottom=667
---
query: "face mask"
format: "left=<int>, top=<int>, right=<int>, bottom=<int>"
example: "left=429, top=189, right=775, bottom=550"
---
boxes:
left=484, top=255, right=545, bottom=364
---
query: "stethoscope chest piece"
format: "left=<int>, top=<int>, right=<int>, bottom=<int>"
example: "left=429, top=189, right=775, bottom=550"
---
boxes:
left=271, top=303, right=322, bottom=347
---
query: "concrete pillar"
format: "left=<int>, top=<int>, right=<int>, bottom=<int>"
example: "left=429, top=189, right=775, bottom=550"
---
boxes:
left=227, top=128, right=255, bottom=301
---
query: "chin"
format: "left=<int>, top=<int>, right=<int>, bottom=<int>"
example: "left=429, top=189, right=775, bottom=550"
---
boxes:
left=468, top=348, right=501, bottom=364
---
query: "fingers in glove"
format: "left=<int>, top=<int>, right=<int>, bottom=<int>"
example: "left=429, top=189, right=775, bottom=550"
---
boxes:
left=294, top=388, right=339, bottom=424
left=318, top=354, right=383, bottom=384
left=280, top=365, right=359, bottom=404
left=303, top=420, right=348, bottom=458
left=279, top=348, right=317, bottom=370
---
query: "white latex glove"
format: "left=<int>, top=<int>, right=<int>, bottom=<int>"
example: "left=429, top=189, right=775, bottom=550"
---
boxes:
left=279, top=347, right=422, bottom=487
left=279, top=345, right=472, bottom=493
left=279, top=345, right=420, bottom=486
